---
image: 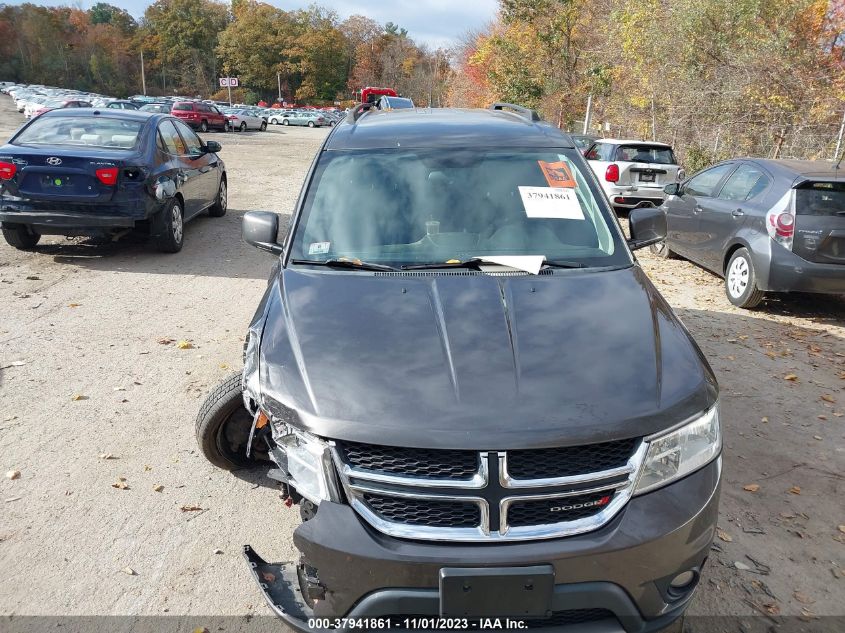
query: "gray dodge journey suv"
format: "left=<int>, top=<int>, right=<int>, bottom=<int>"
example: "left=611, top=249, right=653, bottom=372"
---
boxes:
left=197, top=103, right=721, bottom=632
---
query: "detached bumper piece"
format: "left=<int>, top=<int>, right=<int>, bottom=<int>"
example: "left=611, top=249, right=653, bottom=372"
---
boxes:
left=243, top=545, right=314, bottom=633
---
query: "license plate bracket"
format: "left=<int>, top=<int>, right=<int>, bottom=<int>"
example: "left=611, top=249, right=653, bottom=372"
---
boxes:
left=439, top=566, right=554, bottom=618
left=639, top=172, right=655, bottom=183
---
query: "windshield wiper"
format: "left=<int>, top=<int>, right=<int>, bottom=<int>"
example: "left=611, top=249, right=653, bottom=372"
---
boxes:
left=290, top=258, right=398, bottom=272
left=541, top=259, right=584, bottom=269
left=402, top=258, right=584, bottom=271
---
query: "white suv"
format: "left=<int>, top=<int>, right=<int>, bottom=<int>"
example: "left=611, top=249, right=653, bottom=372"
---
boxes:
left=584, top=139, right=684, bottom=211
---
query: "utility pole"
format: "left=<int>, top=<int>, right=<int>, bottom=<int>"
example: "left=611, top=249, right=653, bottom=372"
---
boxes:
left=834, top=109, right=845, bottom=161
left=140, top=50, right=146, bottom=96
left=650, top=96, right=657, bottom=141
left=277, top=72, right=282, bottom=102
left=583, top=94, right=593, bottom=134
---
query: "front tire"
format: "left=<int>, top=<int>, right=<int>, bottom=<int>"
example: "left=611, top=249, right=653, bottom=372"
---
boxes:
left=649, top=240, right=677, bottom=259
left=725, top=247, right=764, bottom=308
left=308, top=121, right=315, bottom=128
left=196, top=372, right=260, bottom=470
left=2, top=223, right=41, bottom=250
left=208, top=178, right=227, bottom=217
left=260, top=121, right=267, bottom=131
left=153, top=198, right=184, bottom=253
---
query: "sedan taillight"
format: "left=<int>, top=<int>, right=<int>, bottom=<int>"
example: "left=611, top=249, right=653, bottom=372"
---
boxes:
left=95, top=167, right=118, bottom=185
left=0, top=162, right=17, bottom=180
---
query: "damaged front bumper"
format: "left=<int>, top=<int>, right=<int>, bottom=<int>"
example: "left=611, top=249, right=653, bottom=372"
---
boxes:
left=244, top=459, right=720, bottom=632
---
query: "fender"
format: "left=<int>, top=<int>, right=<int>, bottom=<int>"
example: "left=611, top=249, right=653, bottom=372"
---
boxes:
left=722, top=229, right=776, bottom=290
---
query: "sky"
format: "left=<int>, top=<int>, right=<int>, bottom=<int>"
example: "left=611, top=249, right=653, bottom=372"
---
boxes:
left=7, top=0, right=499, bottom=49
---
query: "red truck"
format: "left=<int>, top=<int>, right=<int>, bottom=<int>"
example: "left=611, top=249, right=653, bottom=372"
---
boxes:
left=360, top=87, right=397, bottom=104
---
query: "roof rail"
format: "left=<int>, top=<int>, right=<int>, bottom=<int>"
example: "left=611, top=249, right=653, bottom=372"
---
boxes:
left=490, top=102, right=541, bottom=122
left=346, top=102, right=374, bottom=124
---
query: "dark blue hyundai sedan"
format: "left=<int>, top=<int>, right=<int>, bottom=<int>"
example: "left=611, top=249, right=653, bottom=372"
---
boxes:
left=0, top=108, right=226, bottom=252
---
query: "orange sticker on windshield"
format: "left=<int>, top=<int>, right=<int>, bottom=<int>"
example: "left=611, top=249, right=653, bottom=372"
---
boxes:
left=538, top=161, right=576, bottom=188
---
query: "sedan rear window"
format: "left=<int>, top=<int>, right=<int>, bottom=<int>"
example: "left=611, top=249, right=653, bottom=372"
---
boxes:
left=13, top=116, right=143, bottom=149
left=616, top=145, right=676, bottom=165
left=795, top=181, right=845, bottom=216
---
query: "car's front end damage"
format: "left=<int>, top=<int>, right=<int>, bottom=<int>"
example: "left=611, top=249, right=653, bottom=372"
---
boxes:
left=236, top=265, right=722, bottom=632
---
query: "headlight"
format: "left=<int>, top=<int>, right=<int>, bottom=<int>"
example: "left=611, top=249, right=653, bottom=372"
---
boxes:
left=277, top=428, right=335, bottom=505
left=634, top=406, right=721, bottom=495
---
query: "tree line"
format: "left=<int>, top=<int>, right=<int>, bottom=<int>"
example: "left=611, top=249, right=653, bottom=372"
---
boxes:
left=449, top=0, right=845, bottom=169
left=0, top=0, right=450, bottom=106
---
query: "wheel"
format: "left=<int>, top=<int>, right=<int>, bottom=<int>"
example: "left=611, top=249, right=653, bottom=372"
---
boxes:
left=649, top=240, right=677, bottom=259
left=199, top=120, right=208, bottom=133
left=196, top=372, right=262, bottom=470
left=208, top=178, right=227, bottom=217
left=725, top=247, right=764, bottom=308
left=153, top=198, right=184, bottom=253
left=282, top=118, right=289, bottom=125
left=2, top=223, right=41, bottom=250
left=239, top=121, right=247, bottom=132
left=260, top=121, right=267, bottom=131
left=308, top=121, right=315, bottom=128
left=271, top=118, right=279, bottom=125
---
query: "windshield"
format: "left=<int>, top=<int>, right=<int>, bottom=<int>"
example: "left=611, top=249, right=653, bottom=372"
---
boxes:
left=14, top=116, right=143, bottom=149
left=290, top=148, right=630, bottom=269
left=616, top=144, right=676, bottom=165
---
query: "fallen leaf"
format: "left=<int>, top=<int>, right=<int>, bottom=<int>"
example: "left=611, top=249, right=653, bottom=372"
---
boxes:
left=99, top=453, right=117, bottom=460
left=180, top=505, right=204, bottom=512
left=111, top=479, right=129, bottom=490
left=193, top=628, right=210, bottom=633
left=813, top=435, right=822, bottom=440
left=717, top=528, right=733, bottom=542
left=71, top=394, right=88, bottom=401
left=821, top=394, right=836, bottom=404
left=157, top=338, right=175, bottom=345
left=764, top=603, right=781, bottom=615
left=838, top=525, right=845, bottom=534
left=68, top=303, right=81, bottom=308
left=153, top=484, right=164, bottom=492
left=176, top=340, right=194, bottom=350
left=122, top=567, right=137, bottom=576
left=818, top=416, right=828, bottom=421
left=25, top=275, right=40, bottom=280
left=789, top=486, right=801, bottom=495
left=761, top=416, right=769, bottom=423
left=6, top=470, right=21, bottom=480
left=743, top=484, right=760, bottom=492
left=734, top=561, right=751, bottom=571
left=793, top=591, right=815, bottom=604
left=213, top=548, right=223, bottom=555
left=784, top=374, right=798, bottom=381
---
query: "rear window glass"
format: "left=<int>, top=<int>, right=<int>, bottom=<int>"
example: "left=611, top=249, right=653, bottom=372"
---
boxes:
left=616, top=145, right=676, bottom=165
left=172, top=103, right=193, bottom=111
left=13, top=116, right=142, bottom=149
left=796, top=181, right=845, bottom=216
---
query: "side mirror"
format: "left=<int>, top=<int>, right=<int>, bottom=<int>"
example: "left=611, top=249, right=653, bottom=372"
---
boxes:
left=664, top=182, right=681, bottom=196
left=204, top=140, right=222, bottom=153
left=243, top=211, right=284, bottom=256
left=627, top=206, right=667, bottom=251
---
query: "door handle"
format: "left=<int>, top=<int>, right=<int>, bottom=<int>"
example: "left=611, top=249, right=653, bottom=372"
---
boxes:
left=693, top=206, right=703, bottom=215
left=732, top=209, right=745, bottom=217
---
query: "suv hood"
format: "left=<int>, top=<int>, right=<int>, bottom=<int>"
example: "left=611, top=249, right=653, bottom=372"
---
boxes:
left=256, top=266, right=717, bottom=449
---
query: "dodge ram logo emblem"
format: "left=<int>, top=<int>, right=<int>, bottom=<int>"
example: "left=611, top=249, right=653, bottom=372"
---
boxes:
left=46, top=157, right=62, bottom=165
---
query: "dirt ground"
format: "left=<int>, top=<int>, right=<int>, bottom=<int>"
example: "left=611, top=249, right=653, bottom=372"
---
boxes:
left=0, top=95, right=842, bottom=626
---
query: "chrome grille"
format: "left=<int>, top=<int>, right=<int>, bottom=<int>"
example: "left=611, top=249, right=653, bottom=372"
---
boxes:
left=333, top=439, right=646, bottom=542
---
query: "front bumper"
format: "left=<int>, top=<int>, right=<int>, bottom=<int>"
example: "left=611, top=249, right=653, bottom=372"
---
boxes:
left=246, top=457, right=721, bottom=631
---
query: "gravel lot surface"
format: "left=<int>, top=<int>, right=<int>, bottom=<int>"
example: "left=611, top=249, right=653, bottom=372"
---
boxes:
left=0, top=96, right=842, bottom=624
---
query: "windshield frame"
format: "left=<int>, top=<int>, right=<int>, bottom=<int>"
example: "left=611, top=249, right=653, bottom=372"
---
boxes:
left=285, top=146, right=634, bottom=272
